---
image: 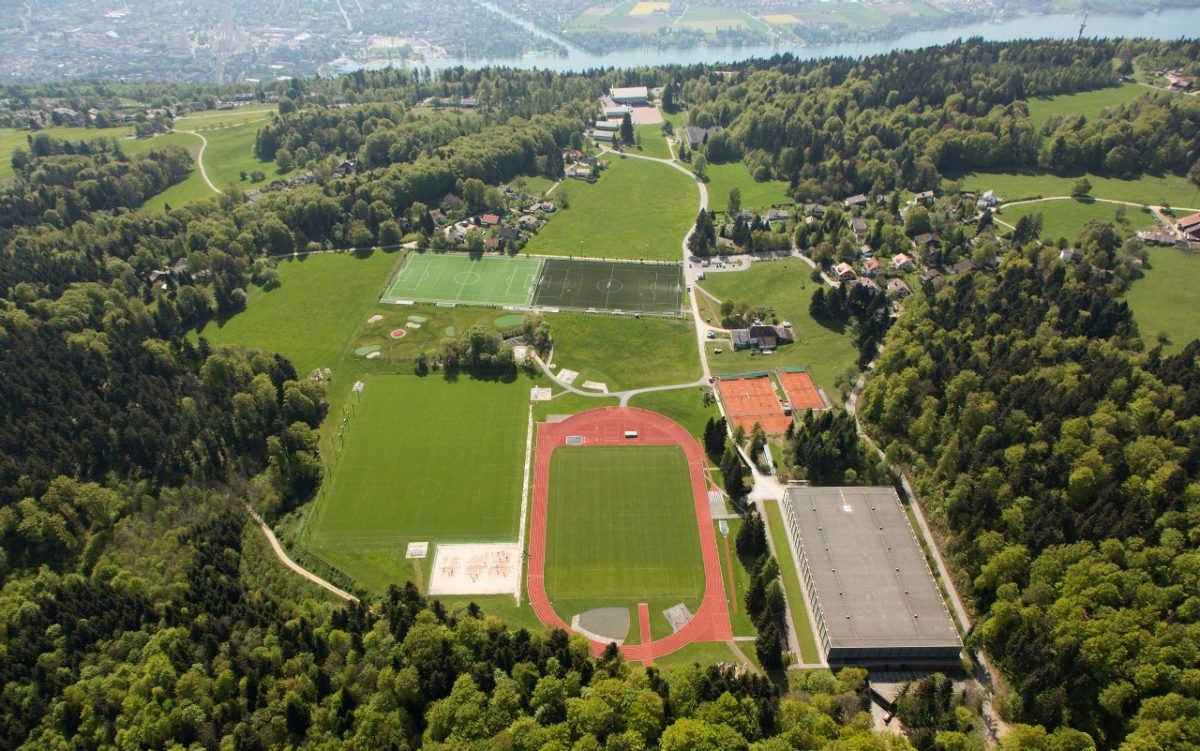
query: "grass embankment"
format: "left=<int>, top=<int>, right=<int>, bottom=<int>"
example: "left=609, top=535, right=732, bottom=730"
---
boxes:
left=698, top=261, right=859, bottom=400
left=524, top=155, right=696, bottom=261
left=704, top=161, right=791, bottom=213
left=545, top=445, right=706, bottom=642
left=628, top=386, right=718, bottom=440
left=763, top=500, right=822, bottom=665
left=949, top=170, right=1200, bottom=213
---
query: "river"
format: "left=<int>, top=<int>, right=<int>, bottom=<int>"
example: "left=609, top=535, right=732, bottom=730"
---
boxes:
left=419, top=6, right=1200, bottom=72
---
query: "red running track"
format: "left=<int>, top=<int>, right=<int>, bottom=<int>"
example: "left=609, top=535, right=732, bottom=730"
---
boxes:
left=527, top=407, right=733, bottom=663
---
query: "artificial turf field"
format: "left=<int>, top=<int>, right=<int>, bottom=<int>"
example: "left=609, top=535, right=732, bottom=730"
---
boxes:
left=544, top=446, right=705, bottom=609
left=304, top=375, right=529, bottom=592
left=533, top=258, right=682, bottom=314
left=382, top=253, right=543, bottom=306
left=381, top=252, right=684, bottom=313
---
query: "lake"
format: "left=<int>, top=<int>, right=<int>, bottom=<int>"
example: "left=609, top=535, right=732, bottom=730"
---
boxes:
left=417, top=6, right=1200, bottom=72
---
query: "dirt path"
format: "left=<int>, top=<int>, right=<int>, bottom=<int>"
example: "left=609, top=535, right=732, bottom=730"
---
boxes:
left=245, top=506, right=358, bottom=602
left=175, top=129, right=221, bottom=194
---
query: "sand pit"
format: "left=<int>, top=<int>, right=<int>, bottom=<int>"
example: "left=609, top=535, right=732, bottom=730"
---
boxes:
left=406, top=322, right=421, bottom=329
left=367, top=314, right=384, bottom=324
left=428, top=542, right=522, bottom=596
left=366, top=351, right=381, bottom=359
left=390, top=328, right=407, bottom=339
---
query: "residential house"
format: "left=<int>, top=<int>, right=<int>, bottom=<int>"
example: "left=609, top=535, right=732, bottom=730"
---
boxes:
left=499, top=227, right=519, bottom=243
left=889, top=252, right=915, bottom=272
left=918, top=268, right=943, bottom=291
left=480, top=213, right=501, bottom=227
left=914, top=189, right=935, bottom=205
left=484, top=237, right=501, bottom=251
left=861, top=258, right=883, bottom=277
left=749, top=324, right=795, bottom=352
left=950, top=259, right=977, bottom=275
left=887, top=279, right=912, bottom=298
left=850, top=217, right=869, bottom=239
left=859, top=244, right=875, bottom=258
left=977, top=190, right=1002, bottom=209
left=765, top=207, right=790, bottom=226
left=804, top=203, right=826, bottom=218
left=430, top=209, right=446, bottom=224
left=681, top=125, right=723, bottom=149
left=853, top=278, right=882, bottom=293
left=834, top=262, right=857, bottom=282
left=844, top=194, right=868, bottom=209
left=730, top=329, right=752, bottom=350
left=518, top=214, right=540, bottom=229
left=912, top=232, right=940, bottom=249
left=1059, top=248, right=1082, bottom=263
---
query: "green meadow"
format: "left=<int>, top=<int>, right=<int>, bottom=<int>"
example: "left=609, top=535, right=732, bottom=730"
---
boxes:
left=524, top=155, right=696, bottom=261
left=191, top=119, right=279, bottom=189
left=548, top=313, right=701, bottom=390
left=1026, top=82, right=1149, bottom=129
left=305, top=375, right=530, bottom=594
left=698, top=261, right=859, bottom=399
left=1001, top=198, right=1145, bottom=244
left=704, top=160, right=792, bottom=213
left=634, top=123, right=673, bottom=160
left=950, top=170, right=1200, bottom=212
left=1125, top=245, right=1200, bottom=354
left=545, top=445, right=706, bottom=641
left=627, top=386, right=719, bottom=440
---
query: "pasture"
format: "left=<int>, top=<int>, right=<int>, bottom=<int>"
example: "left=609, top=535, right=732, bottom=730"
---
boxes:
left=1026, top=83, right=1148, bottom=129
left=305, top=375, right=530, bottom=594
left=549, top=313, right=701, bottom=390
left=544, top=445, right=706, bottom=638
left=523, top=155, right=697, bottom=261
left=1000, top=198, right=1144, bottom=244
left=191, top=119, right=278, bottom=189
left=699, top=261, right=859, bottom=399
left=950, top=170, right=1200, bottom=213
left=678, top=6, right=765, bottom=32
left=704, top=161, right=792, bottom=213
left=198, top=250, right=403, bottom=378
left=1125, top=245, right=1200, bottom=354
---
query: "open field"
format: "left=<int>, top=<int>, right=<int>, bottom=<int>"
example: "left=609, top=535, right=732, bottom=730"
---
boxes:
left=1026, top=83, right=1148, bottom=129
left=306, top=375, right=529, bottom=593
left=176, top=105, right=276, bottom=127
left=679, top=6, right=765, bottom=32
left=523, top=155, right=696, bottom=261
left=634, top=124, right=673, bottom=159
left=714, top=517, right=757, bottom=637
left=545, top=445, right=706, bottom=639
left=764, top=499, right=822, bottom=664
left=191, top=120, right=278, bottom=189
left=198, top=251, right=404, bottom=377
left=704, top=161, right=792, bottom=213
left=1001, top=198, right=1145, bottom=244
left=549, top=313, right=701, bottom=390
left=698, top=261, right=859, bottom=400
left=1125, top=245, right=1200, bottom=354
left=0, top=124, right=136, bottom=182
left=950, top=170, right=1200, bottom=213
left=384, top=253, right=543, bottom=306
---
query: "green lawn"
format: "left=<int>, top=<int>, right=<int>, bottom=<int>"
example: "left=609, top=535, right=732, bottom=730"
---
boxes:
left=714, top=517, right=757, bottom=638
left=305, top=375, right=530, bottom=593
left=678, top=6, right=763, bottom=32
left=764, top=499, right=822, bottom=664
left=0, top=124, right=137, bottom=183
left=533, top=392, right=619, bottom=422
left=1001, top=197, right=1143, bottom=244
left=699, top=262, right=859, bottom=401
left=824, top=2, right=890, bottom=26
left=634, top=123, right=672, bottom=160
left=654, top=641, right=746, bottom=669
left=545, top=445, right=706, bottom=641
left=1125, top=245, right=1200, bottom=354
left=704, top=161, right=792, bottom=213
left=383, top=253, right=543, bottom=306
left=548, top=313, right=701, bottom=390
left=189, top=120, right=278, bottom=189
left=950, top=170, right=1200, bottom=213
left=197, top=250, right=404, bottom=378
left=627, top=386, right=718, bottom=440
left=176, top=105, right=276, bottom=128
left=524, top=155, right=697, bottom=261
left=1026, top=83, right=1148, bottom=129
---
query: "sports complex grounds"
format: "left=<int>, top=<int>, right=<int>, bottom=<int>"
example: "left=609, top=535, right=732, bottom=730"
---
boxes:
left=381, top=253, right=684, bottom=314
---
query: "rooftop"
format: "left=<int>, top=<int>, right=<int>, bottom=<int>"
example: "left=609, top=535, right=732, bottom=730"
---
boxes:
left=782, top=486, right=961, bottom=656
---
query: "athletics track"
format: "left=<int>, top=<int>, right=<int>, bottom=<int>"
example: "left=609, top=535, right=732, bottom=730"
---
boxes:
left=527, top=407, right=732, bottom=664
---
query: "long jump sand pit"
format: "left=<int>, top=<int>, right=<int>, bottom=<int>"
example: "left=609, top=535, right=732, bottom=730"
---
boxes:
left=428, top=542, right=521, bottom=595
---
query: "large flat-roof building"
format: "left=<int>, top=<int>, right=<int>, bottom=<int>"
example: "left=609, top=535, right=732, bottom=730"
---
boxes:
left=780, top=486, right=962, bottom=667
left=610, top=86, right=649, bottom=105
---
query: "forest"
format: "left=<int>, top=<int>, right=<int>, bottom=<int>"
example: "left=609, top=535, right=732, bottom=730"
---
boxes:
left=1, top=37, right=1199, bottom=750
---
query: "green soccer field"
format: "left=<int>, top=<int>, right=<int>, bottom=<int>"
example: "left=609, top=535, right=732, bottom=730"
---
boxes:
left=304, top=375, right=530, bottom=593
left=533, top=258, right=683, bottom=313
left=544, top=446, right=706, bottom=624
left=382, top=253, right=545, bottom=306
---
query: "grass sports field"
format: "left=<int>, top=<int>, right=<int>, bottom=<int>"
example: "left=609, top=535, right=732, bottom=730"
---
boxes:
left=382, top=253, right=683, bottom=313
left=305, top=376, right=529, bottom=593
left=534, top=258, right=682, bottom=313
left=544, top=446, right=705, bottom=621
left=383, top=254, right=542, bottom=306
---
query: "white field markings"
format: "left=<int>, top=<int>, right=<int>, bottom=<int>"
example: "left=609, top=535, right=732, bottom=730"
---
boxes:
left=514, top=405, right=535, bottom=605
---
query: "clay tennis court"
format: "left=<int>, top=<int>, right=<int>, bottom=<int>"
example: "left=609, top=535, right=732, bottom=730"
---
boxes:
left=527, top=407, right=732, bottom=664
left=715, top=375, right=793, bottom=434
left=778, top=369, right=827, bottom=411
